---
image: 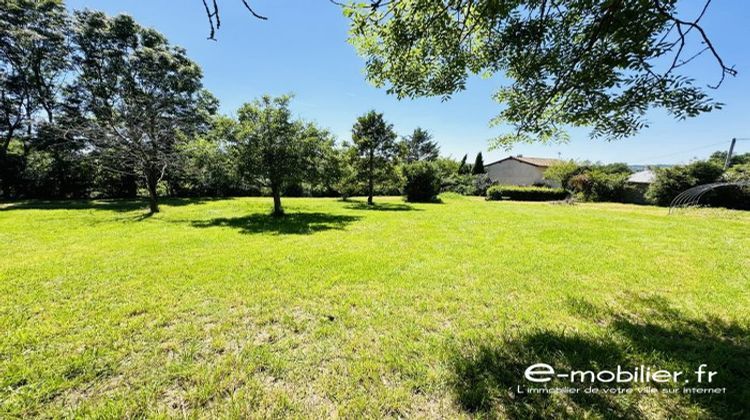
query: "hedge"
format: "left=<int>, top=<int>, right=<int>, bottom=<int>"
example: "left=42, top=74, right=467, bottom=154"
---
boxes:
left=486, top=185, right=568, bottom=201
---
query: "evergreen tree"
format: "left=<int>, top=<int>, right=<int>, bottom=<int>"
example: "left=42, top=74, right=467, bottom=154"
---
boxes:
left=472, top=152, right=485, bottom=175
left=401, top=127, right=439, bottom=163
left=458, top=154, right=469, bottom=175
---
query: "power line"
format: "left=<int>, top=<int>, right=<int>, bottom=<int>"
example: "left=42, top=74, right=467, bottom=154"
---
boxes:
left=632, top=140, right=730, bottom=163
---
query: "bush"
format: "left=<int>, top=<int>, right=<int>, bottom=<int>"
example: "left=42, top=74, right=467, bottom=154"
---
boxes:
left=569, top=170, right=628, bottom=202
left=402, top=161, right=442, bottom=202
left=646, top=161, right=723, bottom=206
left=544, top=160, right=581, bottom=189
left=486, top=185, right=568, bottom=201
left=442, top=173, right=494, bottom=196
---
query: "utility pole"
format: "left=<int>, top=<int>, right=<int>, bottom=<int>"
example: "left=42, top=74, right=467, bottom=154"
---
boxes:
left=724, top=138, right=736, bottom=169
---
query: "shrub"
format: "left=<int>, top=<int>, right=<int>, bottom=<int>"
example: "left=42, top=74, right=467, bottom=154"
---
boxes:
left=646, top=161, right=723, bottom=206
left=569, top=170, right=628, bottom=202
left=544, top=160, right=581, bottom=189
left=473, top=174, right=494, bottom=196
left=486, top=185, right=568, bottom=201
left=402, top=161, right=442, bottom=202
left=441, top=173, right=495, bottom=196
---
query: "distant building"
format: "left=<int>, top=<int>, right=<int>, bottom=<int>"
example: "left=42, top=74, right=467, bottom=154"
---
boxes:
left=627, top=170, right=656, bottom=185
left=484, top=156, right=562, bottom=187
left=625, top=169, right=656, bottom=204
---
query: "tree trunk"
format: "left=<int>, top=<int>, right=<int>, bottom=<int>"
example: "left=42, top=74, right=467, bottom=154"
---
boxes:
left=367, top=148, right=374, bottom=205
left=271, top=184, right=284, bottom=217
left=146, top=175, right=160, bottom=213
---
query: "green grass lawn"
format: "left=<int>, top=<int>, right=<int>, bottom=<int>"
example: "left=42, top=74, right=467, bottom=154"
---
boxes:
left=1, top=195, right=749, bottom=418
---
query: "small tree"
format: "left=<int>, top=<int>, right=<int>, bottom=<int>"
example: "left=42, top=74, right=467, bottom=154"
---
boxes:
left=351, top=110, right=397, bottom=205
left=471, top=152, right=485, bottom=175
left=235, top=95, right=327, bottom=216
left=401, top=127, right=439, bottom=163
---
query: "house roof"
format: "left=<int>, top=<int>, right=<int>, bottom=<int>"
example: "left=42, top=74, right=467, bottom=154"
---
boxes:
left=627, top=169, right=656, bottom=184
left=485, top=156, right=561, bottom=168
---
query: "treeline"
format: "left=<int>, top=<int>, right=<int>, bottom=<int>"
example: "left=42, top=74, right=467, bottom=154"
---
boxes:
left=0, top=2, right=490, bottom=214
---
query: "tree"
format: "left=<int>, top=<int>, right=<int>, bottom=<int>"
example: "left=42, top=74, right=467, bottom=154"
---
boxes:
left=235, top=95, right=329, bottom=216
left=401, top=127, right=439, bottom=163
left=457, top=154, right=470, bottom=175
left=69, top=11, right=213, bottom=213
left=175, top=115, right=240, bottom=196
left=201, top=2, right=733, bottom=147
left=471, top=152, right=485, bottom=175
left=344, top=0, right=735, bottom=147
left=333, top=144, right=361, bottom=200
left=351, top=110, right=397, bottom=205
left=0, top=0, right=69, bottom=194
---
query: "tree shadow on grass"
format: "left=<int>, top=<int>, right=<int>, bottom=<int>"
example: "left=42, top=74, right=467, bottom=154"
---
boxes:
left=343, top=200, right=421, bottom=212
left=190, top=212, right=361, bottom=235
left=0, top=197, right=213, bottom=213
left=450, top=294, right=750, bottom=418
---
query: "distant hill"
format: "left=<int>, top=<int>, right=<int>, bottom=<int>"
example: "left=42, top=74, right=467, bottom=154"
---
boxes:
left=628, top=164, right=674, bottom=172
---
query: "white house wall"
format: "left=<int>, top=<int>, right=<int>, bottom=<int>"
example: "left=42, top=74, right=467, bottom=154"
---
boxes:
left=485, top=159, right=559, bottom=187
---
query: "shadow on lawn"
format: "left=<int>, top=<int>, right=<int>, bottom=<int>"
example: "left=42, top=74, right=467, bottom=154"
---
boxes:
left=450, top=294, right=750, bottom=418
left=0, top=197, right=213, bottom=213
left=343, top=201, right=421, bottom=212
left=191, top=212, right=361, bottom=235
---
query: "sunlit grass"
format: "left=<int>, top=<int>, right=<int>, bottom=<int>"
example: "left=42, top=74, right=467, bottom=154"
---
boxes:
left=1, top=195, right=748, bottom=417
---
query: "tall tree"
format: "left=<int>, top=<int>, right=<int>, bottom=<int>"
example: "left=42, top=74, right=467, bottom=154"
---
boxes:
left=235, top=95, right=330, bottom=216
left=472, top=152, right=485, bottom=175
left=69, top=11, right=214, bottom=213
left=0, top=0, right=69, bottom=161
left=351, top=110, right=397, bottom=205
left=401, top=127, right=439, bottom=163
left=344, top=0, right=735, bottom=147
left=457, top=154, right=470, bottom=175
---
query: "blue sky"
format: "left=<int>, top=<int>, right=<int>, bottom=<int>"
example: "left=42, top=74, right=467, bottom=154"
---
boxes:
left=66, top=0, right=750, bottom=164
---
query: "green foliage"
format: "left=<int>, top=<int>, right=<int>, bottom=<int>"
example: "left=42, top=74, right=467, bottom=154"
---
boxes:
left=400, top=127, right=439, bottom=163
left=235, top=95, right=331, bottom=215
left=351, top=110, right=398, bottom=204
left=569, top=170, right=629, bottom=202
left=544, top=160, right=582, bottom=190
left=471, top=152, right=485, bottom=175
left=0, top=0, right=69, bottom=157
left=457, top=154, right=470, bottom=175
left=174, top=129, right=238, bottom=196
left=69, top=10, right=212, bottom=212
left=646, top=161, right=724, bottom=206
left=725, top=162, right=750, bottom=182
left=709, top=151, right=750, bottom=167
left=402, top=161, right=442, bottom=202
left=487, top=185, right=568, bottom=201
left=345, top=0, right=728, bottom=146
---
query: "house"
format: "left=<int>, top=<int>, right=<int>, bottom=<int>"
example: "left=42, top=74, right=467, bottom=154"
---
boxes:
left=484, top=156, right=562, bottom=187
left=624, top=169, right=656, bottom=204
